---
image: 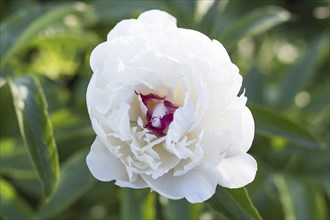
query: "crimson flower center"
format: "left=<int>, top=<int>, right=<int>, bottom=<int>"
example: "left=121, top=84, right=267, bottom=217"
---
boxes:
left=136, top=92, right=179, bottom=137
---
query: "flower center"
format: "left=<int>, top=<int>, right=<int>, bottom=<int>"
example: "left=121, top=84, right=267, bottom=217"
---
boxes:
left=136, top=92, right=179, bottom=137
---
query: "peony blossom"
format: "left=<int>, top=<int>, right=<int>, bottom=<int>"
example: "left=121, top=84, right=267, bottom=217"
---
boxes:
left=86, top=10, right=257, bottom=203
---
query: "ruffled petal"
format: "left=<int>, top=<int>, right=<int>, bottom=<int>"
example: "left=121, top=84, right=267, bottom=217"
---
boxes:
left=90, top=42, right=111, bottom=73
left=217, top=153, right=257, bottom=188
left=141, top=169, right=218, bottom=203
left=138, top=9, right=176, bottom=30
left=107, top=19, right=142, bottom=41
left=86, top=137, right=128, bottom=181
left=166, top=101, right=194, bottom=145
left=200, top=129, right=229, bottom=168
left=240, top=106, right=255, bottom=152
left=115, top=176, right=148, bottom=189
left=103, top=103, right=132, bottom=141
left=86, top=73, right=96, bottom=114
left=216, top=103, right=255, bottom=155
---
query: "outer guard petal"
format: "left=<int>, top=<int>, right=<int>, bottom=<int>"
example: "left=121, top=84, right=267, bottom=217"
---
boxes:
left=241, top=106, right=255, bottom=153
left=138, top=9, right=176, bottom=28
left=115, top=176, right=148, bottom=189
left=142, top=169, right=218, bottom=203
left=86, top=137, right=127, bottom=181
left=217, top=153, right=257, bottom=188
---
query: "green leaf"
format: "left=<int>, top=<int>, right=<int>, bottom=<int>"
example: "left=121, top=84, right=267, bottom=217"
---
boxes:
left=121, top=188, right=156, bottom=220
left=0, top=138, right=35, bottom=179
left=141, top=192, right=156, bottom=220
left=208, top=187, right=262, bottom=220
left=90, top=1, right=167, bottom=24
left=274, top=175, right=327, bottom=220
left=121, top=188, right=142, bottom=220
left=51, top=109, right=95, bottom=160
left=250, top=105, right=322, bottom=149
left=166, top=199, right=190, bottom=220
left=0, top=4, right=86, bottom=69
left=198, top=0, right=220, bottom=35
left=165, top=0, right=196, bottom=26
left=244, top=65, right=265, bottom=105
left=0, top=137, right=43, bottom=200
left=198, top=0, right=231, bottom=37
left=0, top=3, right=40, bottom=64
left=11, top=177, right=44, bottom=202
left=38, top=149, right=96, bottom=219
left=0, top=179, right=34, bottom=220
left=277, top=32, right=329, bottom=109
left=219, top=6, right=290, bottom=49
left=0, top=81, right=19, bottom=138
left=8, top=75, right=59, bottom=199
left=305, top=84, right=330, bottom=113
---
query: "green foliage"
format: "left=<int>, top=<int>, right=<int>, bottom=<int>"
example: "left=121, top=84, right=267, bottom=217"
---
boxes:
left=0, top=0, right=328, bottom=219
left=0, top=179, right=34, bottom=220
left=277, top=32, right=329, bottom=109
left=38, top=149, right=96, bottom=219
left=220, top=6, right=291, bottom=50
left=1, top=4, right=86, bottom=69
left=250, top=104, right=322, bottom=149
left=8, top=76, right=59, bottom=199
left=208, top=187, right=262, bottom=219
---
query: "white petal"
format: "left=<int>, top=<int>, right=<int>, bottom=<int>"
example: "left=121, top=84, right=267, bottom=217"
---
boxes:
left=107, top=19, right=142, bottom=41
left=115, top=176, right=148, bottom=189
left=90, top=42, right=111, bottom=73
left=200, top=129, right=229, bottom=168
left=86, top=137, right=127, bottom=181
left=138, top=9, right=176, bottom=28
left=93, top=88, right=111, bottom=114
left=240, top=106, right=255, bottom=152
left=226, top=68, right=243, bottom=99
left=166, top=101, right=194, bottom=145
left=158, top=28, right=212, bottom=61
left=103, top=103, right=132, bottom=141
left=141, top=169, right=218, bottom=203
left=211, top=39, right=231, bottom=62
left=217, top=153, right=257, bottom=188
left=90, top=117, right=107, bottom=141
left=86, top=73, right=96, bottom=114
left=216, top=104, right=255, bottom=154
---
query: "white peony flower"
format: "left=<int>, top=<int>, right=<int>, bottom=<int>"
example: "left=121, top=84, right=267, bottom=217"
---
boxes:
left=86, top=9, right=257, bottom=203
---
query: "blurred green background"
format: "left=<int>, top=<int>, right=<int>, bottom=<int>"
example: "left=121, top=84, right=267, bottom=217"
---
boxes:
left=0, top=0, right=329, bottom=219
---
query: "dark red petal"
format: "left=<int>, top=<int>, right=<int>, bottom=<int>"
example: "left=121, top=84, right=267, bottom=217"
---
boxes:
left=138, top=92, right=165, bottom=106
left=136, top=92, right=179, bottom=137
left=164, top=100, right=179, bottom=112
left=144, top=121, right=166, bottom=137
left=160, top=113, right=174, bottom=129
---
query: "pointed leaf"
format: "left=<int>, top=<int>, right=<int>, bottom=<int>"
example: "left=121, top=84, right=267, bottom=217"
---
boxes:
left=121, top=188, right=157, bottom=220
left=0, top=81, right=19, bottom=138
left=0, top=4, right=86, bottom=69
left=274, top=175, right=327, bottom=220
left=277, top=32, right=329, bottom=109
left=198, top=0, right=220, bottom=35
left=38, top=150, right=95, bottom=219
left=244, top=66, right=265, bottom=105
left=220, top=6, right=290, bottom=49
left=166, top=199, right=190, bottom=220
left=90, top=1, right=167, bottom=24
left=250, top=105, right=323, bottom=148
left=208, top=187, right=262, bottom=220
left=8, top=76, right=59, bottom=199
left=199, top=0, right=230, bottom=37
left=0, top=179, right=34, bottom=220
left=0, top=137, right=32, bottom=177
